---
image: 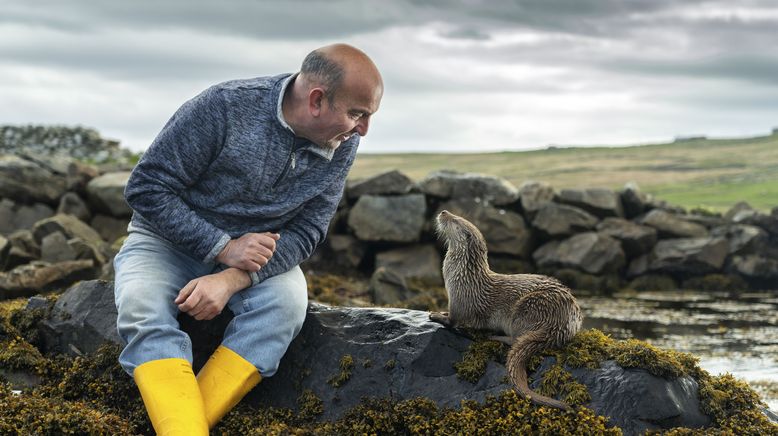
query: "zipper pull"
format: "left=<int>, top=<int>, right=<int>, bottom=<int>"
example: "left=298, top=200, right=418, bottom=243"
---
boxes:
left=291, top=152, right=296, bottom=169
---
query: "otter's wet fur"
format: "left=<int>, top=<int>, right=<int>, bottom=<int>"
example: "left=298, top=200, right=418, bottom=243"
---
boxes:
left=430, top=210, right=583, bottom=410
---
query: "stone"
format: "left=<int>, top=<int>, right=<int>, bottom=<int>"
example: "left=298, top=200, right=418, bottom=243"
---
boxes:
left=368, top=266, right=414, bottom=305
left=487, top=256, right=535, bottom=275
left=729, top=255, right=778, bottom=280
left=56, top=192, right=92, bottom=223
left=531, top=203, right=599, bottom=238
left=346, top=170, right=413, bottom=199
left=648, top=238, right=729, bottom=275
left=627, top=274, right=678, bottom=291
left=0, top=234, right=9, bottom=270
left=90, top=214, right=129, bottom=243
left=65, top=159, right=100, bottom=193
left=0, top=198, right=54, bottom=235
left=417, top=170, right=519, bottom=206
left=638, top=209, right=709, bottom=238
left=86, top=171, right=132, bottom=217
left=724, top=201, right=753, bottom=222
left=347, top=194, right=427, bottom=242
left=375, top=244, right=442, bottom=285
left=626, top=255, right=650, bottom=278
left=518, top=181, right=556, bottom=217
left=34, top=280, right=715, bottom=435
left=7, top=230, right=40, bottom=258
left=40, top=231, right=78, bottom=263
left=0, top=259, right=95, bottom=299
left=32, top=213, right=104, bottom=247
left=0, top=154, right=68, bottom=205
left=539, top=267, right=622, bottom=293
left=533, top=232, right=626, bottom=275
left=620, top=182, right=650, bottom=219
left=327, top=234, right=366, bottom=269
left=596, top=217, right=658, bottom=258
left=438, top=199, right=534, bottom=257
left=557, top=188, right=624, bottom=218
left=732, top=210, right=778, bottom=236
left=710, top=224, right=769, bottom=256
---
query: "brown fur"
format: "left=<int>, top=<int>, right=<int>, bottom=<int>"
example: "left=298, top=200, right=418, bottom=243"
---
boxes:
left=430, top=210, right=583, bottom=410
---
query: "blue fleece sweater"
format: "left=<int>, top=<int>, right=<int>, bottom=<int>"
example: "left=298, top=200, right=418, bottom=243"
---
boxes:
left=125, top=73, right=359, bottom=285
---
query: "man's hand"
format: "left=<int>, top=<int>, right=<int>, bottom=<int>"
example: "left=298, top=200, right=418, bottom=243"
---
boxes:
left=216, top=232, right=280, bottom=272
left=175, top=268, right=251, bottom=320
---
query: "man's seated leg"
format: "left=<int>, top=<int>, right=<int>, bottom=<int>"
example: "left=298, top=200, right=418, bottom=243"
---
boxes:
left=196, top=265, right=308, bottom=428
left=114, top=232, right=213, bottom=435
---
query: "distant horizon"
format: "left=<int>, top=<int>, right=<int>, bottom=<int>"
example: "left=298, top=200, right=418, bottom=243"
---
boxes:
left=3, top=1, right=778, bottom=153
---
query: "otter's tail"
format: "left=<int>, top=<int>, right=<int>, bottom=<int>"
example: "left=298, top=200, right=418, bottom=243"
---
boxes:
left=506, top=331, right=571, bottom=411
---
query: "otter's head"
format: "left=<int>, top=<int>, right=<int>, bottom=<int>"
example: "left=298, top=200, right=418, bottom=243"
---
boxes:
left=435, top=210, right=488, bottom=255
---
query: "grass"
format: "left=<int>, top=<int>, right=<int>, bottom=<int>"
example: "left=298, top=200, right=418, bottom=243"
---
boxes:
left=350, top=133, right=778, bottom=212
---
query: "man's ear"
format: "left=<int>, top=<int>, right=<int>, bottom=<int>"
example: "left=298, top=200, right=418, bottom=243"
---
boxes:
left=309, top=88, right=325, bottom=117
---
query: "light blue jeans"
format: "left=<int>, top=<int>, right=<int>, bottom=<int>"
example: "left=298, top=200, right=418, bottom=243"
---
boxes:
left=113, top=232, right=308, bottom=377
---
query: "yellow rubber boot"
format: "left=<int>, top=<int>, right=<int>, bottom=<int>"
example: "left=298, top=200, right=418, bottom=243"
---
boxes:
left=197, top=345, right=262, bottom=429
left=133, top=358, right=208, bottom=436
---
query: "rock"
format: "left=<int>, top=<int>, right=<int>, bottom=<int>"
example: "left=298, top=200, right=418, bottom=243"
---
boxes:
left=648, top=238, right=729, bottom=275
left=32, top=214, right=104, bottom=247
left=368, top=267, right=414, bottom=305
left=0, top=198, right=54, bottom=235
left=375, top=244, right=442, bottom=285
left=56, top=192, right=92, bottom=223
left=532, top=359, right=710, bottom=435
left=627, top=274, right=678, bottom=291
left=729, top=255, right=778, bottom=280
left=638, top=209, right=709, bottom=238
left=85, top=171, right=132, bottom=217
left=596, top=217, right=658, bottom=258
left=7, top=230, right=39, bottom=259
left=417, top=170, right=519, bottom=206
left=518, top=181, right=556, bottom=217
left=65, top=160, right=100, bottom=193
left=626, top=255, right=649, bottom=278
left=539, top=267, right=622, bottom=293
left=0, top=234, right=9, bottom=270
left=620, top=183, right=650, bottom=219
left=327, top=234, right=366, bottom=269
left=39, top=279, right=121, bottom=356
left=40, top=231, right=78, bottom=263
left=0, top=259, right=95, bottom=299
left=531, top=203, right=599, bottom=238
left=724, top=201, right=753, bottom=222
left=347, top=194, right=427, bottom=242
left=557, top=188, right=624, bottom=218
left=90, top=214, right=129, bottom=243
left=487, top=256, right=535, bottom=275
left=681, top=274, right=749, bottom=292
left=34, top=280, right=715, bottom=434
left=0, top=155, right=68, bottom=205
left=438, top=199, right=534, bottom=257
left=346, top=170, right=413, bottom=199
left=732, top=210, right=778, bottom=236
left=533, top=232, right=626, bottom=275
left=710, top=224, right=769, bottom=255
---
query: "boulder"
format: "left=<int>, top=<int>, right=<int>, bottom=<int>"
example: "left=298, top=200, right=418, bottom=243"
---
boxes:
left=90, top=214, right=129, bottom=243
left=0, top=198, right=54, bottom=235
left=347, top=194, right=427, bottom=242
left=0, top=155, right=68, bottom=204
left=620, top=183, right=651, bottom=219
left=32, top=213, right=104, bottom=247
left=368, top=267, right=414, bottom=305
left=417, top=170, right=519, bottom=206
left=40, top=231, right=78, bottom=263
left=724, top=201, right=754, bottom=222
left=346, top=170, right=413, bottom=199
left=518, top=181, right=556, bottom=217
left=7, top=229, right=40, bottom=259
left=375, top=244, right=442, bottom=285
left=0, top=259, right=95, bottom=299
left=56, top=192, right=92, bottom=223
left=648, top=238, right=729, bottom=276
left=533, top=232, right=626, bottom=275
left=729, top=255, right=778, bottom=280
left=65, top=159, right=100, bottom=193
left=638, top=210, right=708, bottom=238
left=531, top=203, right=599, bottom=238
left=731, top=210, right=778, bottom=236
left=33, top=280, right=715, bottom=435
left=596, top=217, right=658, bottom=258
left=0, top=234, right=9, bottom=270
left=85, top=171, right=132, bottom=217
left=557, top=188, right=624, bottom=218
left=438, top=199, right=534, bottom=258
left=326, top=234, right=366, bottom=269
left=710, top=224, right=769, bottom=256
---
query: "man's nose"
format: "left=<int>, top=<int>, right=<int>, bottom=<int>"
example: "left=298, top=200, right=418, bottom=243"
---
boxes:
left=355, top=116, right=370, bottom=136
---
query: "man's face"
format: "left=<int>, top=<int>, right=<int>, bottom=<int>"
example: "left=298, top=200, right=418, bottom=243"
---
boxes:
left=314, top=83, right=382, bottom=150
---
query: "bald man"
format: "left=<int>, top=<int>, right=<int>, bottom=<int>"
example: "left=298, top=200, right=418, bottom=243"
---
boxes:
left=114, top=44, right=383, bottom=434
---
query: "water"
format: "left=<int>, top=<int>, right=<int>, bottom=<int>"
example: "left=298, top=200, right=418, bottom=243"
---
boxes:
left=578, top=290, right=778, bottom=411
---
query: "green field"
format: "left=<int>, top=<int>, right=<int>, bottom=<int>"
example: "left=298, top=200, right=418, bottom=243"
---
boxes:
left=350, top=133, right=778, bottom=212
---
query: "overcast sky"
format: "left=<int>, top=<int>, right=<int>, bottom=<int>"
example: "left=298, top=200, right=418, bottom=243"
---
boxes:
left=2, top=0, right=778, bottom=153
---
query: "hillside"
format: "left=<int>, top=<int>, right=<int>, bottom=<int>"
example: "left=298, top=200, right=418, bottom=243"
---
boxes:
left=350, top=133, right=778, bottom=212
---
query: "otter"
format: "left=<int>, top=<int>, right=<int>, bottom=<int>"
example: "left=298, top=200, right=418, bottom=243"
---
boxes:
left=430, top=210, right=583, bottom=410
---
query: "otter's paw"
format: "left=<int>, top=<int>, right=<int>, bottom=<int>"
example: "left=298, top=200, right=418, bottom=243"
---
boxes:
left=429, top=311, right=451, bottom=326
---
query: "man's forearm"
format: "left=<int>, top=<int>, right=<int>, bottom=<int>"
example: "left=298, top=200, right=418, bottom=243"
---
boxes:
left=217, top=267, right=252, bottom=294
